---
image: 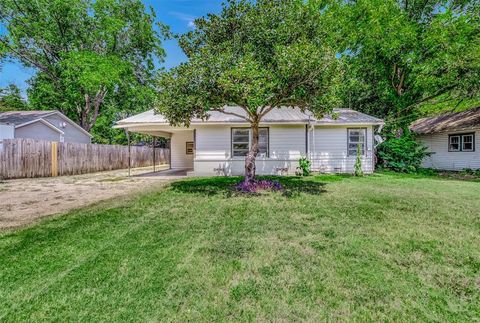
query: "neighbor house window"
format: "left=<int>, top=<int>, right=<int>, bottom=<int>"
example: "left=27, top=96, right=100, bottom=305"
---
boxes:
left=347, top=128, right=366, bottom=156
left=231, top=128, right=269, bottom=157
left=449, top=133, right=475, bottom=152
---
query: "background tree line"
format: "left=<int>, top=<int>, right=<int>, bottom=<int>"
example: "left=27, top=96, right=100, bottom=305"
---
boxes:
left=1, top=0, right=479, bottom=145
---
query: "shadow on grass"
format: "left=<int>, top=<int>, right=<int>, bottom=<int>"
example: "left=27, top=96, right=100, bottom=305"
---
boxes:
left=169, top=176, right=327, bottom=198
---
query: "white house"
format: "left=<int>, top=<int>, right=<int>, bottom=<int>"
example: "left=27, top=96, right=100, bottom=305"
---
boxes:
left=411, top=107, right=480, bottom=170
left=0, top=110, right=92, bottom=143
left=115, top=106, right=383, bottom=176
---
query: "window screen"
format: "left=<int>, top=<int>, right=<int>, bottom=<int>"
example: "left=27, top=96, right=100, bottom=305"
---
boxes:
left=232, top=128, right=269, bottom=157
left=348, top=128, right=366, bottom=156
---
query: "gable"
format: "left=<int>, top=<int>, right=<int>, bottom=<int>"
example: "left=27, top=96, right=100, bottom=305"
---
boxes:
left=15, top=120, right=62, bottom=142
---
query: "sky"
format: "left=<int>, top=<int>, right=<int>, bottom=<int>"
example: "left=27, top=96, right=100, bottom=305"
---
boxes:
left=0, top=0, right=223, bottom=94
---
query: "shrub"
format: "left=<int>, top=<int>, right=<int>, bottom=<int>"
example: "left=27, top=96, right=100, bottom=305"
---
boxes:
left=354, top=144, right=363, bottom=176
left=460, top=168, right=475, bottom=175
left=377, top=132, right=430, bottom=173
left=416, top=168, right=438, bottom=176
left=297, top=156, right=311, bottom=176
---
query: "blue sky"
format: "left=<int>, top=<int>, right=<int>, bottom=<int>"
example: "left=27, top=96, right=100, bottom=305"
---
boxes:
left=0, top=0, right=223, bottom=94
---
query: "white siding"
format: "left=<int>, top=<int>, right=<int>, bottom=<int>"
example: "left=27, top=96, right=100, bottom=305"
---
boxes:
left=309, top=126, right=374, bottom=173
left=192, top=124, right=374, bottom=176
left=418, top=129, right=480, bottom=170
left=193, top=125, right=305, bottom=176
left=170, top=131, right=194, bottom=169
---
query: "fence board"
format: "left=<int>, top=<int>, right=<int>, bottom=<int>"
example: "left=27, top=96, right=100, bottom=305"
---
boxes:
left=0, top=139, right=170, bottom=179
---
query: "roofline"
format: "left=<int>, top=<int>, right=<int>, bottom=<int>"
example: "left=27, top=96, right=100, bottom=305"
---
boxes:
left=6, top=110, right=93, bottom=137
left=15, top=118, right=65, bottom=135
left=414, top=125, right=480, bottom=135
left=114, top=120, right=384, bottom=129
left=46, top=111, right=93, bottom=137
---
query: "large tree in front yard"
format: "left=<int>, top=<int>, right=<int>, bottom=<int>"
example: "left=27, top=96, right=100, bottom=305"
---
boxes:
left=156, top=0, right=341, bottom=182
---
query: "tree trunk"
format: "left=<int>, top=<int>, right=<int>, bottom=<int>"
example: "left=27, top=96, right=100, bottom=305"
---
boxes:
left=79, top=87, right=107, bottom=132
left=245, top=122, right=259, bottom=183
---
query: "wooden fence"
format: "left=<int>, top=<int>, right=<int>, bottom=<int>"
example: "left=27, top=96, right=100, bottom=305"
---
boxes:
left=0, top=138, right=170, bottom=179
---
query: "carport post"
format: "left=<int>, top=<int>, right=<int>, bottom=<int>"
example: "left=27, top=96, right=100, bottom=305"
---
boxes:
left=153, top=136, right=156, bottom=173
left=125, top=129, right=131, bottom=177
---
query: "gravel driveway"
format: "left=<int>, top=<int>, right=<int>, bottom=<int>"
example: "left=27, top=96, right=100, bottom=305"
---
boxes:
left=0, top=165, right=181, bottom=230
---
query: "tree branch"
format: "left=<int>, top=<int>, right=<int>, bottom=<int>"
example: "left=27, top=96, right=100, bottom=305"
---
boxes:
left=401, top=83, right=458, bottom=115
left=212, top=108, right=250, bottom=122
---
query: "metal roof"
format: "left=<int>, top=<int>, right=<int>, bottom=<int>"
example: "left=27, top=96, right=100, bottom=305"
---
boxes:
left=116, top=106, right=383, bottom=126
left=411, top=107, right=480, bottom=134
left=0, top=111, right=57, bottom=126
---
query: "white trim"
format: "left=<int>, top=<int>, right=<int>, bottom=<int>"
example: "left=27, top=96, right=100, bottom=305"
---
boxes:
left=15, top=118, right=65, bottom=135
left=115, top=121, right=383, bottom=129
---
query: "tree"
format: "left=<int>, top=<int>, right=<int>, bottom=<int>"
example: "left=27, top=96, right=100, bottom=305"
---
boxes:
left=156, top=0, right=341, bottom=182
left=337, top=0, right=480, bottom=127
left=0, top=84, right=28, bottom=112
left=0, top=0, right=165, bottom=133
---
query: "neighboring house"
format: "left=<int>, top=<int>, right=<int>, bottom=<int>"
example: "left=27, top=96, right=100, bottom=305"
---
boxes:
left=411, top=107, right=480, bottom=170
left=0, top=111, right=92, bottom=144
left=115, top=106, right=383, bottom=176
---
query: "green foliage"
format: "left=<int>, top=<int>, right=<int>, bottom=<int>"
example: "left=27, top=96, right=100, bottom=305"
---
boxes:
left=354, top=144, right=363, bottom=176
left=336, top=0, right=480, bottom=126
left=0, top=84, right=28, bottom=112
left=0, top=0, right=164, bottom=140
left=157, top=0, right=341, bottom=125
left=377, top=132, right=430, bottom=173
left=296, top=156, right=311, bottom=176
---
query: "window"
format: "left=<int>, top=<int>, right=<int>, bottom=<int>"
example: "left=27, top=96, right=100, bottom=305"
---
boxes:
left=449, top=135, right=460, bottom=151
left=449, top=133, right=475, bottom=152
left=186, top=142, right=194, bottom=155
left=462, top=134, right=474, bottom=151
left=232, top=128, right=269, bottom=157
left=347, top=128, right=366, bottom=156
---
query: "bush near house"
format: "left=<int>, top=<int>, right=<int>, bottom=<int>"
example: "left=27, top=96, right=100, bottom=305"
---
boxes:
left=377, top=132, right=430, bottom=173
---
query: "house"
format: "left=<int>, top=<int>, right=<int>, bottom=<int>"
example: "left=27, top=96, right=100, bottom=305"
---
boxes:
left=411, top=107, right=480, bottom=170
left=0, top=110, right=92, bottom=143
left=115, top=106, right=383, bottom=176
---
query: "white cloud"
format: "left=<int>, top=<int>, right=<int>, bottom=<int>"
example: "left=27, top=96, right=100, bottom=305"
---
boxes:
left=169, top=11, right=196, bottom=29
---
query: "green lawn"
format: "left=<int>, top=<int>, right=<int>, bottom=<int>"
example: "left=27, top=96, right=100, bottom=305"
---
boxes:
left=1, top=173, right=479, bottom=321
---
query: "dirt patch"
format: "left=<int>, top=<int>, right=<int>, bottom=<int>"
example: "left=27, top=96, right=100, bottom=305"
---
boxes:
left=0, top=165, right=179, bottom=230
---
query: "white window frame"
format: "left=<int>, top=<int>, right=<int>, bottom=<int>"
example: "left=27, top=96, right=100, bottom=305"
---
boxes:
left=347, top=128, right=367, bottom=157
left=448, top=133, right=475, bottom=152
left=461, top=134, right=474, bottom=152
left=231, top=127, right=269, bottom=158
left=449, top=135, right=461, bottom=152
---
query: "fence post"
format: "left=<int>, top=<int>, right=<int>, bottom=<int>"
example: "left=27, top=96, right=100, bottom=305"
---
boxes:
left=51, top=141, right=58, bottom=177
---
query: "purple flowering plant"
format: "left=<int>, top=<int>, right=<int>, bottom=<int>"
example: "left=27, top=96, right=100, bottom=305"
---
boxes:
left=234, top=179, right=283, bottom=193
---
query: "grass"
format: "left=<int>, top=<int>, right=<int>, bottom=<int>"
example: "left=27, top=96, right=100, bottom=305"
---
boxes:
left=1, top=172, right=479, bottom=321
